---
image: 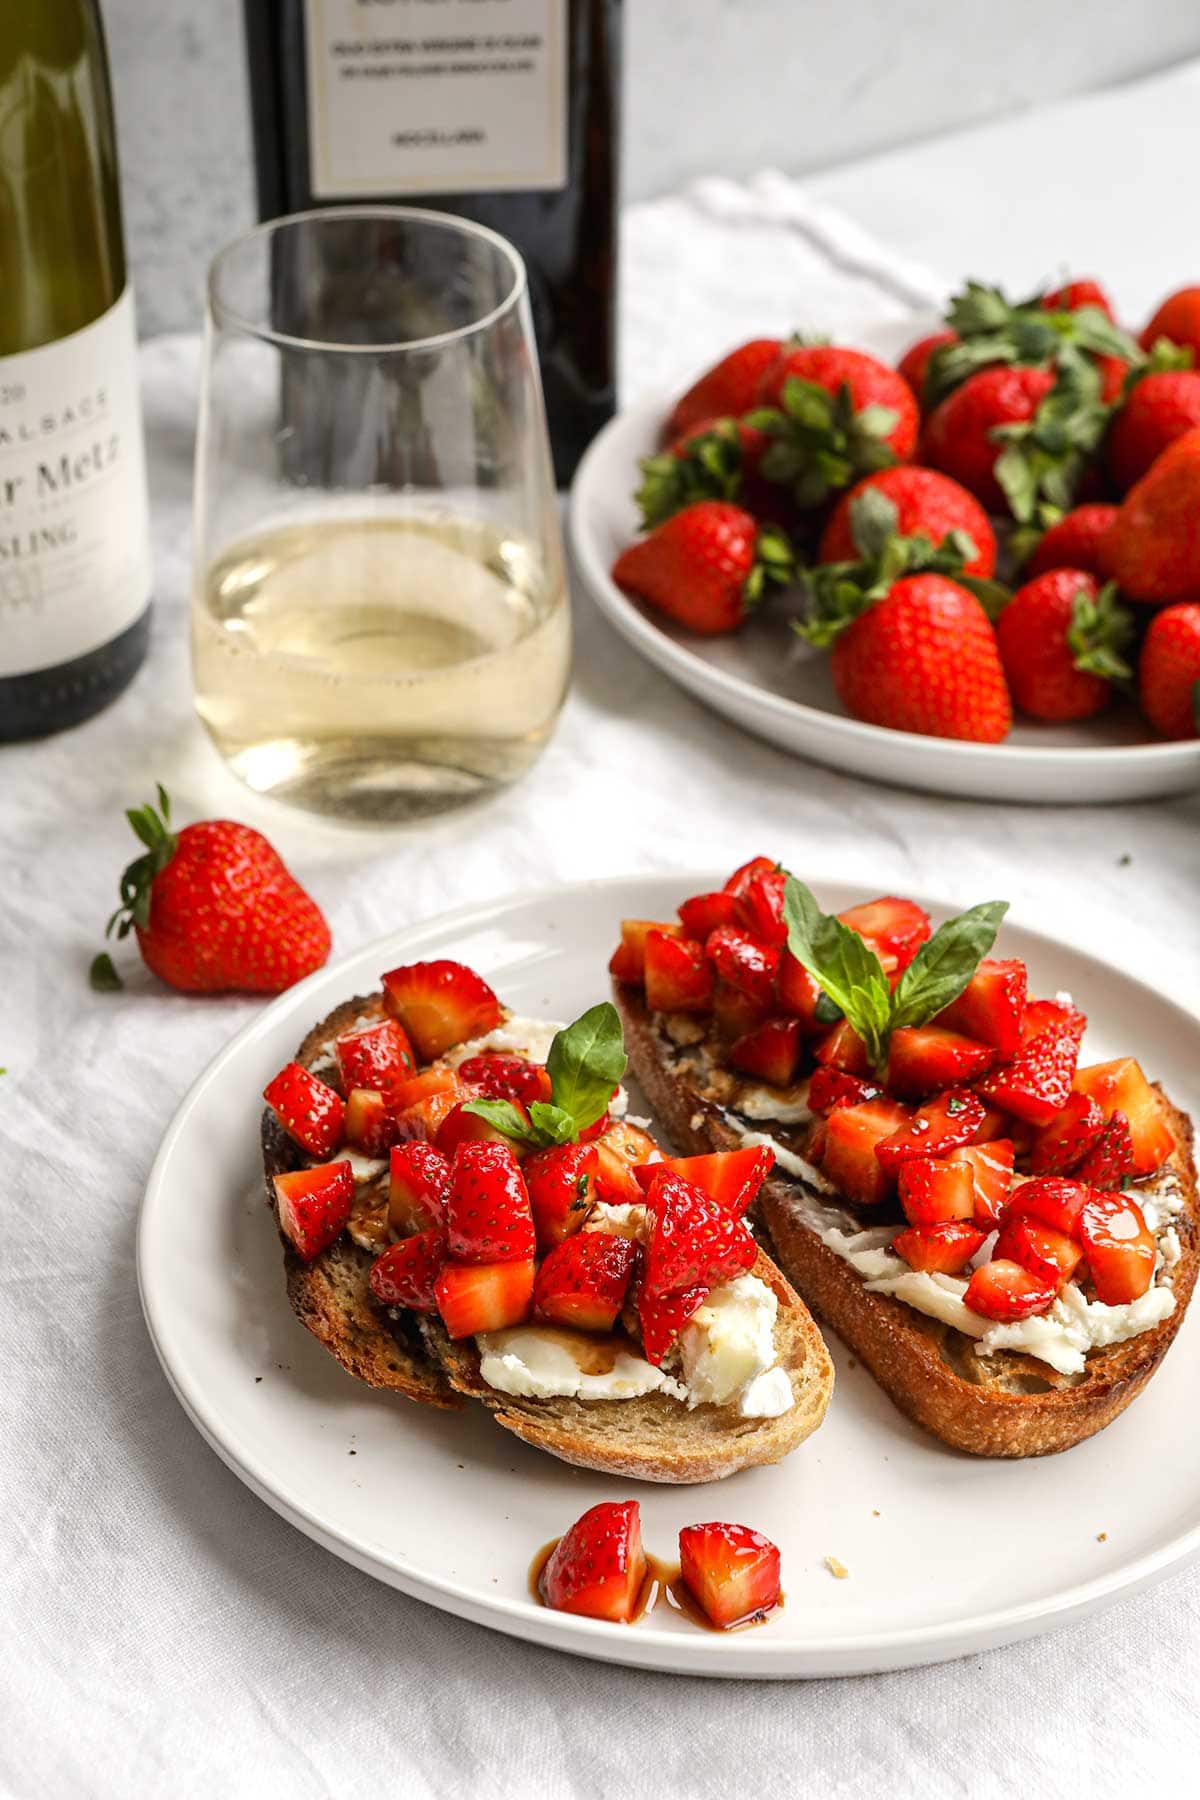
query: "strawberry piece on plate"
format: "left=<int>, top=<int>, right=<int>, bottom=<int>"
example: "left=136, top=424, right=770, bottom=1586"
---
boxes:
left=893, top=1220, right=986, bottom=1274
left=445, top=1140, right=536, bottom=1262
left=381, top=958, right=503, bottom=1061
left=975, top=1026, right=1080, bottom=1125
left=343, top=1088, right=398, bottom=1158
left=263, top=1061, right=346, bottom=1157
left=644, top=931, right=714, bottom=1013
left=392, top=1072, right=472, bottom=1144
left=706, top=926, right=780, bottom=1006
left=1029, top=1091, right=1106, bottom=1175
left=1021, top=996, right=1087, bottom=1043
left=608, top=918, right=680, bottom=983
left=678, top=1521, right=782, bottom=1629
left=273, top=1162, right=353, bottom=1262
left=807, top=1067, right=882, bottom=1115
left=874, top=1088, right=987, bottom=1172
left=434, top=1258, right=535, bottom=1338
left=388, top=1140, right=451, bottom=1236
left=335, top=1018, right=415, bottom=1103
left=819, top=1098, right=911, bottom=1206
left=711, top=976, right=772, bottom=1043
left=1078, top=1192, right=1157, bottom=1303
left=994, top=1215, right=1082, bottom=1291
left=1073, top=1058, right=1174, bottom=1175
left=534, top=1232, right=638, bottom=1332
left=887, top=1026, right=995, bottom=1099
left=1010, top=1176, right=1090, bottom=1239
left=1076, top=1111, right=1136, bottom=1188
left=637, top=1282, right=709, bottom=1365
left=593, top=1120, right=658, bottom=1207
left=369, top=1230, right=447, bottom=1310
left=456, top=1053, right=553, bottom=1107
left=948, top=1139, right=1014, bottom=1227
left=539, top=1501, right=647, bottom=1623
left=813, top=1019, right=872, bottom=1077
left=723, top=855, right=779, bottom=898
left=729, top=1017, right=804, bottom=1086
left=775, top=951, right=839, bottom=1034
left=678, top=890, right=741, bottom=939
left=435, top=1097, right=531, bottom=1159
left=633, top=1145, right=773, bottom=1219
left=964, top=1258, right=1058, bottom=1321
left=898, top=1157, right=976, bottom=1224
left=733, top=868, right=789, bottom=946
left=641, top=1169, right=757, bottom=1296
left=524, top=1142, right=600, bottom=1247
left=935, top=958, right=1027, bottom=1056
left=837, top=896, right=931, bottom=975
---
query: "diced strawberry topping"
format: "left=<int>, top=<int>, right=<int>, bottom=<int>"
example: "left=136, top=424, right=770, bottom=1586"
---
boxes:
left=381, top=958, right=503, bottom=1061
left=608, top=918, right=679, bottom=984
left=1022, top=997, right=1087, bottom=1043
left=874, top=1088, right=987, bottom=1172
left=435, top=1097, right=531, bottom=1158
left=964, top=1258, right=1057, bottom=1321
left=434, top=1258, right=535, bottom=1338
left=711, top=976, right=772, bottom=1042
left=539, top=1501, right=647, bottom=1623
left=343, top=1087, right=398, bottom=1157
left=975, top=1025, right=1080, bottom=1126
left=456, top=1053, right=553, bottom=1107
left=388, top=1140, right=451, bottom=1235
left=819, top=1097, right=911, bottom=1207
left=273, top=1161, right=353, bottom=1262
left=775, top=951, right=838, bottom=1033
left=892, top=1220, right=987, bottom=1274
left=994, top=1215, right=1082, bottom=1291
left=1029, top=1091, right=1106, bottom=1175
left=935, top=958, right=1027, bottom=1056
left=263, top=1061, right=346, bottom=1157
left=644, top=931, right=714, bottom=1012
left=1076, top=1111, right=1136, bottom=1188
left=592, top=1121, right=658, bottom=1207
left=886, top=1025, right=995, bottom=1099
left=706, top=926, right=780, bottom=1006
left=1010, top=1176, right=1090, bottom=1238
left=722, top=856, right=778, bottom=899
left=678, top=1521, right=781, bottom=1629
left=1073, top=1058, right=1174, bottom=1175
left=335, top=1018, right=416, bottom=1102
left=524, top=1142, right=600, bottom=1247
left=637, top=1283, right=709, bottom=1365
left=813, top=1018, right=871, bottom=1077
left=392, top=1073, right=472, bottom=1145
left=729, top=1016, right=803, bottom=1086
left=632, top=1145, right=773, bottom=1218
left=445, top=1140, right=536, bottom=1262
left=641, top=1169, right=757, bottom=1296
left=806, top=1067, right=883, bottom=1116
left=837, top=896, right=931, bottom=975
left=369, top=1230, right=447, bottom=1310
left=1077, top=1192, right=1156, bottom=1303
left=948, top=1139, right=1014, bottom=1228
left=390, top=1065, right=463, bottom=1110
left=898, top=1157, right=976, bottom=1224
left=533, top=1232, right=638, bottom=1332
left=733, top=869, right=789, bottom=946
left=678, top=891, right=740, bottom=939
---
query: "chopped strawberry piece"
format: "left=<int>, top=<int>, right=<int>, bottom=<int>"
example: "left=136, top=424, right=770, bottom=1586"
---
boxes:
left=949, top=1139, right=1014, bottom=1227
left=388, top=1140, right=451, bottom=1235
left=893, top=1220, right=986, bottom=1274
left=965, top=1258, right=1058, bottom=1320
left=534, top=1232, right=638, bottom=1332
left=456, top=1053, right=553, bottom=1107
left=390, top=1065, right=462, bottom=1110
left=369, top=1230, right=447, bottom=1310
left=392, top=1072, right=472, bottom=1144
left=637, top=1282, right=709, bottom=1365
left=434, top=1258, right=536, bottom=1338
left=263, top=1061, right=346, bottom=1157
left=733, top=868, right=789, bottom=946
left=729, top=1017, right=803, bottom=1086
left=632, top=1145, right=773, bottom=1218
left=539, top=1501, right=647, bottom=1623
left=1077, top=1192, right=1156, bottom=1303
left=887, top=1025, right=995, bottom=1099
left=272, top=1162, right=353, bottom=1261
left=445, top=1140, right=536, bottom=1262
left=969, top=1104, right=1014, bottom=1143
left=874, top=1088, right=987, bottom=1172
left=994, top=1215, right=1082, bottom=1290
left=936, top=958, right=1027, bottom=1056
left=706, top=926, right=780, bottom=1006
left=641, top=1169, right=757, bottom=1296
left=975, top=1026, right=1080, bottom=1126
left=593, top=1121, right=657, bottom=1207
left=435, top=1097, right=531, bottom=1159
left=819, top=1097, right=911, bottom=1206
left=343, top=1088, right=398, bottom=1157
left=524, top=1142, right=600, bottom=1247
left=678, top=1521, right=781, bottom=1629
left=898, top=1157, right=976, bottom=1224
left=381, top=959, right=503, bottom=1061
left=1076, top=1111, right=1136, bottom=1188
left=644, top=931, right=714, bottom=1013
left=1011, top=1176, right=1090, bottom=1239
left=807, top=1067, right=882, bottom=1115
left=775, top=951, right=838, bottom=1033
left=678, top=891, right=740, bottom=938
left=334, top=1018, right=416, bottom=1102
left=814, top=1018, right=872, bottom=1077
left=608, top=918, right=679, bottom=984
left=723, top=855, right=778, bottom=899
left=1030, top=1091, right=1106, bottom=1175
left=711, top=976, right=772, bottom=1042
left=1073, top=1058, right=1174, bottom=1175
left=1021, top=996, right=1087, bottom=1043
left=837, top=896, right=931, bottom=974
left=577, top=1109, right=613, bottom=1143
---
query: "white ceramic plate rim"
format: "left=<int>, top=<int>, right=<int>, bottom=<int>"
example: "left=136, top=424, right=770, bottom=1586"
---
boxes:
left=138, top=875, right=1200, bottom=1676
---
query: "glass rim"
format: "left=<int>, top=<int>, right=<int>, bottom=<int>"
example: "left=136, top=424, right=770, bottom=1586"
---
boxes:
left=205, top=204, right=529, bottom=355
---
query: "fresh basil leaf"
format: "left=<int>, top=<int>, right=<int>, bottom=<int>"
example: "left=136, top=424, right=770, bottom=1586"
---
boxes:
left=527, top=1102, right=578, bottom=1146
left=460, top=1097, right=537, bottom=1145
left=782, top=877, right=892, bottom=1068
left=546, top=1001, right=627, bottom=1132
left=889, top=900, right=1009, bottom=1032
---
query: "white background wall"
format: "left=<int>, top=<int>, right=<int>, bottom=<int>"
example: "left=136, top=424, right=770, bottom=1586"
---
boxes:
left=105, top=0, right=1200, bottom=334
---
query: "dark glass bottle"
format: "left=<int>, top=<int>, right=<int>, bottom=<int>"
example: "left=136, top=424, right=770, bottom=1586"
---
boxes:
left=242, top=0, right=621, bottom=484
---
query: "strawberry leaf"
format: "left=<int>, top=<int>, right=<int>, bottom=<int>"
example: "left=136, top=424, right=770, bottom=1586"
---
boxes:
left=89, top=952, right=123, bottom=992
left=1067, top=582, right=1134, bottom=686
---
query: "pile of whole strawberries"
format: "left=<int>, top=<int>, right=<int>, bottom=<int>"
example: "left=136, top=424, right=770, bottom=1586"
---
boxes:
left=610, top=279, right=1200, bottom=744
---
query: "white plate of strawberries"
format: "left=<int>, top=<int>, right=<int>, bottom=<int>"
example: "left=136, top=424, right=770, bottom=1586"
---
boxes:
left=569, top=282, right=1200, bottom=803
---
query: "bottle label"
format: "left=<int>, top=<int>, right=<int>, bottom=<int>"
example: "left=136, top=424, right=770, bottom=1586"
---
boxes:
left=305, top=0, right=568, bottom=198
left=0, top=288, right=151, bottom=678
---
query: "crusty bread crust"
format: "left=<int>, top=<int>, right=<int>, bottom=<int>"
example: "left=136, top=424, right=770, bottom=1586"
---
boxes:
left=261, top=991, right=835, bottom=1481
left=614, top=979, right=1199, bottom=1458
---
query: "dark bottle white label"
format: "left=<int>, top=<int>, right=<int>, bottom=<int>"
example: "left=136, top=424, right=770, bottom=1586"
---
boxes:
left=0, top=288, right=151, bottom=677
left=305, top=0, right=568, bottom=198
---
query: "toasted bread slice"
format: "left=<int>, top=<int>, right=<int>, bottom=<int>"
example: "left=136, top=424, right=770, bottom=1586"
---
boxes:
left=261, top=993, right=835, bottom=1481
left=615, top=979, right=1200, bottom=1458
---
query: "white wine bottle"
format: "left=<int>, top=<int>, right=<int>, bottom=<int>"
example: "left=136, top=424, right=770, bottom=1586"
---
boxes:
left=0, top=1, right=151, bottom=740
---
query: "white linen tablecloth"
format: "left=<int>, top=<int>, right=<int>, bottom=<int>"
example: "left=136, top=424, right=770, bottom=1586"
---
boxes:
left=4, top=82, right=1200, bottom=1798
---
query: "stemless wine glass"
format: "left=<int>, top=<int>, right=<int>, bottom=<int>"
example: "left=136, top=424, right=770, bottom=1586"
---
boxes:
left=192, top=207, right=570, bottom=821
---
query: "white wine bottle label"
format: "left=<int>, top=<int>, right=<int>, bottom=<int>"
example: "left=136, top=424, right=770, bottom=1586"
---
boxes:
left=305, top=0, right=568, bottom=198
left=0, top=288, right=152, bottom=678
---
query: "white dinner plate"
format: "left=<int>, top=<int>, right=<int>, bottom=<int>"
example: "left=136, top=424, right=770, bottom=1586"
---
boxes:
left=568, top=330, right=1200, bottom=804
left=139, top=874, right=1200, bottom=1678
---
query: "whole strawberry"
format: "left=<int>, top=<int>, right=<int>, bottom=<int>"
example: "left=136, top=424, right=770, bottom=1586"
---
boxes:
left=611, top=499, right=792, bottom=635
left=98, top=786, right=330, bottom=993
left=818, top=466, right=997, bottom=577
left=1106, top=370, right=1200, bottom=493
left=1025, top=504, right=1118, bottom=579
left=921, top=365, right=1056, bottom=511
left=755, top=344, right=919, bottom=460
left=667, top=338, right=783, bottom=441
left=896, top=330, right=959, bottom=410
left=1140, top=286, right=1200, bottom=360
left=1104, top=427, right=1200, bottom=603
left=1138, top=603, right=1200, bottom=738
left=996, top=569, right=1133, bottom=721
left=1042, top=278, right=1116, bottom=322
left=828, top=574, right=1011, bottom=743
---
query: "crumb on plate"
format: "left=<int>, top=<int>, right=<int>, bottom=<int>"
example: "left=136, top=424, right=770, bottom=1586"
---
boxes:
left=825, top=1555, right=849, bottom=1580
